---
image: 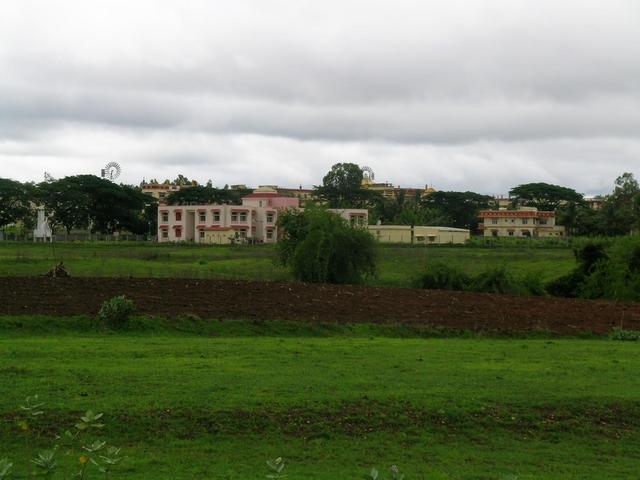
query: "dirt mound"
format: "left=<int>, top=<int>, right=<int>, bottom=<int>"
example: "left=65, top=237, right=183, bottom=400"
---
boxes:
left=1, top=277, right=639, bottom=335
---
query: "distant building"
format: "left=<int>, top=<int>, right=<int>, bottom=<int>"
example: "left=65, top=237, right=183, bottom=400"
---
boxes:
left=141, top=182, right=189, bottom=201
left=158, top=186, right=368, bottom=244
left=369, top=225, right=470, bottom=244
left=478, top=207, right=565, bottom=237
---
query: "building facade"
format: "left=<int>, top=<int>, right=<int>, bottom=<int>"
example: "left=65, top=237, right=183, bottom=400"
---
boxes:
left=158, top=187, right=368, bottom=244
left=478, top=208, right=565, bottom=237
left=368, top=225, right=470, bottom=244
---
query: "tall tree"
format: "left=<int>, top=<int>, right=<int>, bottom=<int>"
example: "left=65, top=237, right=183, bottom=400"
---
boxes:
left=421, top=191, right=493, bottom=230
left=315, top=163, right=377, bottom=208
left=599, top=173, right=640, bottom=235
left=509, top=182, right=583, bottom=211
left=37, top=176, right=92, bottom=234
left=0, top=178, right=33, bottom=230
left=166, top=186, right=251, bottom=205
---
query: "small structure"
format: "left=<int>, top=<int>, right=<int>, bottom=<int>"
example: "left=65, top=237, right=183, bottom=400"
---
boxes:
left=368, top=225, right=470, bottom=244
left=33, top=207, right=53, bottom=242
left=478, top=207, right=565, bottom=237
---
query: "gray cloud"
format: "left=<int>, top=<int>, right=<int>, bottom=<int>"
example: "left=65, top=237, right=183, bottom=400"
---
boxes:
left=0, top=0, right=638, bottom=194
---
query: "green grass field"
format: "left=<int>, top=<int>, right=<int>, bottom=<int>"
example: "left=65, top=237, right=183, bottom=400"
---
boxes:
left=2, top=243, right=633, bottom=478
left=1, top=318, right=639, bottom=479
left=0, top=242, right=576, bottom=287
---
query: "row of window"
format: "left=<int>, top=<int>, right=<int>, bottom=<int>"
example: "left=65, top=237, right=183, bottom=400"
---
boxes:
left=489, top=218, right=548, bottom=225
left=161, top=227, right=275, bottom=240
left=161, top=211, right=276, bottom=224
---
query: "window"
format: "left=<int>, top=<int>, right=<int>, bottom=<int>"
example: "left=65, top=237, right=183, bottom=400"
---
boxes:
left=266, top=213, right=275, bottom=223
left=199, top=213, right=206, bottom=223
left=213, top=212, right=220, bottom=223
left=239, top=229, right=247, bottom=238
left=199, top=230, right=205, bottom=239
left=492, top=230, right=498, bottom=237
left=522, top=218, right=528, bottom=225
left=508, top=230, right=514, bottom=236
left=175, top=228, right=182, bottom=238
left=162, top=230, right=168, bottom=239
left=159, top=192, right=166, bottom=198
left=539, top=218, right=548, bottom=225
left=266, top=229, right=274, bottom=240
left=232, top=212, right=247, bottom=223
left=175, top=211, right=182, bottom=221
left=161, top=212, right=169, bottom=223
left=491, top=218, right=498, bottom=225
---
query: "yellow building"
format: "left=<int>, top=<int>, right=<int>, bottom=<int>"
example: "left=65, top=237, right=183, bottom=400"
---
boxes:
left=479, top=208, right=566, bottom=237
left=368, top=225, right=470, bottom=244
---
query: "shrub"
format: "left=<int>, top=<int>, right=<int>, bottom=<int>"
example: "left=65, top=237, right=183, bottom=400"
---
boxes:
left=470, top=267, right=525, bottom=295
left=413, top=263, right=470, bottom=291
left=98, top=295, right=135, bottom=329
left=277, top=207, right=376, bottom=284
left=610, top=328, right=640, bottom=341
left=545, top=271, right=585, bottom=298
left=520, top=273, right=547, bottom=296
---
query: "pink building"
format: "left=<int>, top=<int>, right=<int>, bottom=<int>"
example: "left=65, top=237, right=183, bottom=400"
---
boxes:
left=158, top=187, right=368, bottom=244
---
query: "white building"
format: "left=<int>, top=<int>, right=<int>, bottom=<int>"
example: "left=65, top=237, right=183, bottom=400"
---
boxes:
left=158, top=187, right=369, bottom=244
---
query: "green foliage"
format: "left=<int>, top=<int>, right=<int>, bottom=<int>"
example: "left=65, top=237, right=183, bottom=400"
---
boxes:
left=266, top=457, right=286, bottom=479
left=413, top=263, right=470, bottom=291
left=278, top=207, right=377, bottom=284
left=5, top=396, right=122, bottom=479
left=545, top=237, right=640, bottom=301
left=37, top=175, right=155, bottom=235
left=470, top=267, right=527, bottom=295
left=415, top=264, right=546, bottom=296
left=509, top=182, right=583, bottom=211
left=420, top=190, right=493, bottom=230
left=166, top=185, right=251, bottom=206
left=98, top=296, right=135, bottom=329
left=314, top=163, right=378, bottom=208
left=610, top=328, right=640, bottom=341
left=0, top=459, right=13, bottom=480
left=0, top=178, right=34, bottom=230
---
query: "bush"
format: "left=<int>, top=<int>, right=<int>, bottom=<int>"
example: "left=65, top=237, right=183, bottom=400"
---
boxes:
left=545, top=271, right=585, bottom=298
left=469, top=267, right=526, bottom=295
left=277, top=207, right=376, bottom=284
left=610, top=328, right=640, bottom=341
left=98, top=295, right=135, bottom=329
left=413, top=263, right=470, bottom=291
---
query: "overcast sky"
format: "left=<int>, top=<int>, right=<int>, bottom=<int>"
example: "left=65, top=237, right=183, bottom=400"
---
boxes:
left=1, top=1, right=638, bottom=195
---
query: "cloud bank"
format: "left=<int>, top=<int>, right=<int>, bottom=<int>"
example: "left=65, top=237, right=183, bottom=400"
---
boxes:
left=1, top=0, right=638, bottom=194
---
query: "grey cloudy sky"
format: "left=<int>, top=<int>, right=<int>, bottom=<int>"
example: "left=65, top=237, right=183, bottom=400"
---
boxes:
left=1, top=0, right=638, bottom=195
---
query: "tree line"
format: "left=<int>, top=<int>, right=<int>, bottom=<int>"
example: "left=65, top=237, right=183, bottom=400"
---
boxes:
left=314, top=163, right=640, bottom=235
left=0, top=175, right=156, bottom=235
left=1, top=166, right=639, bottom=237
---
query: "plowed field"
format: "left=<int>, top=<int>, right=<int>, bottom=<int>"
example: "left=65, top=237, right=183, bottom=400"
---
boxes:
left=2, top=277, right=639, bottom=335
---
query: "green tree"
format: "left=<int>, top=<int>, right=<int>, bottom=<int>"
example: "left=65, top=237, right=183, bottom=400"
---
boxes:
left=277, top=207, right=377, bottom=284
left=315, top=163, right=377, bottom=208
left=420, top=191, right=493, bottom=230
left=509, top=182, right=583, bottom=211
left=0, top=178, right=33, bottom=230
left=166, top=186, right=251, bottom=206
left=37, top=175, right=154, bottom=235
left=37, top=176, right=92, bottom=234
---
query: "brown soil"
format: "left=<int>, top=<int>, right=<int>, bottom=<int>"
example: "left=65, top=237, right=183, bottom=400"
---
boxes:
left=1, top=277, right=639, bottom=335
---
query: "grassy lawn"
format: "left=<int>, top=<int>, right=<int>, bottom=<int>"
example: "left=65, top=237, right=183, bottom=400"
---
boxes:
left=0, top=242, right=576, bottom=287
left=1, top=318, right=639, bottom=479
